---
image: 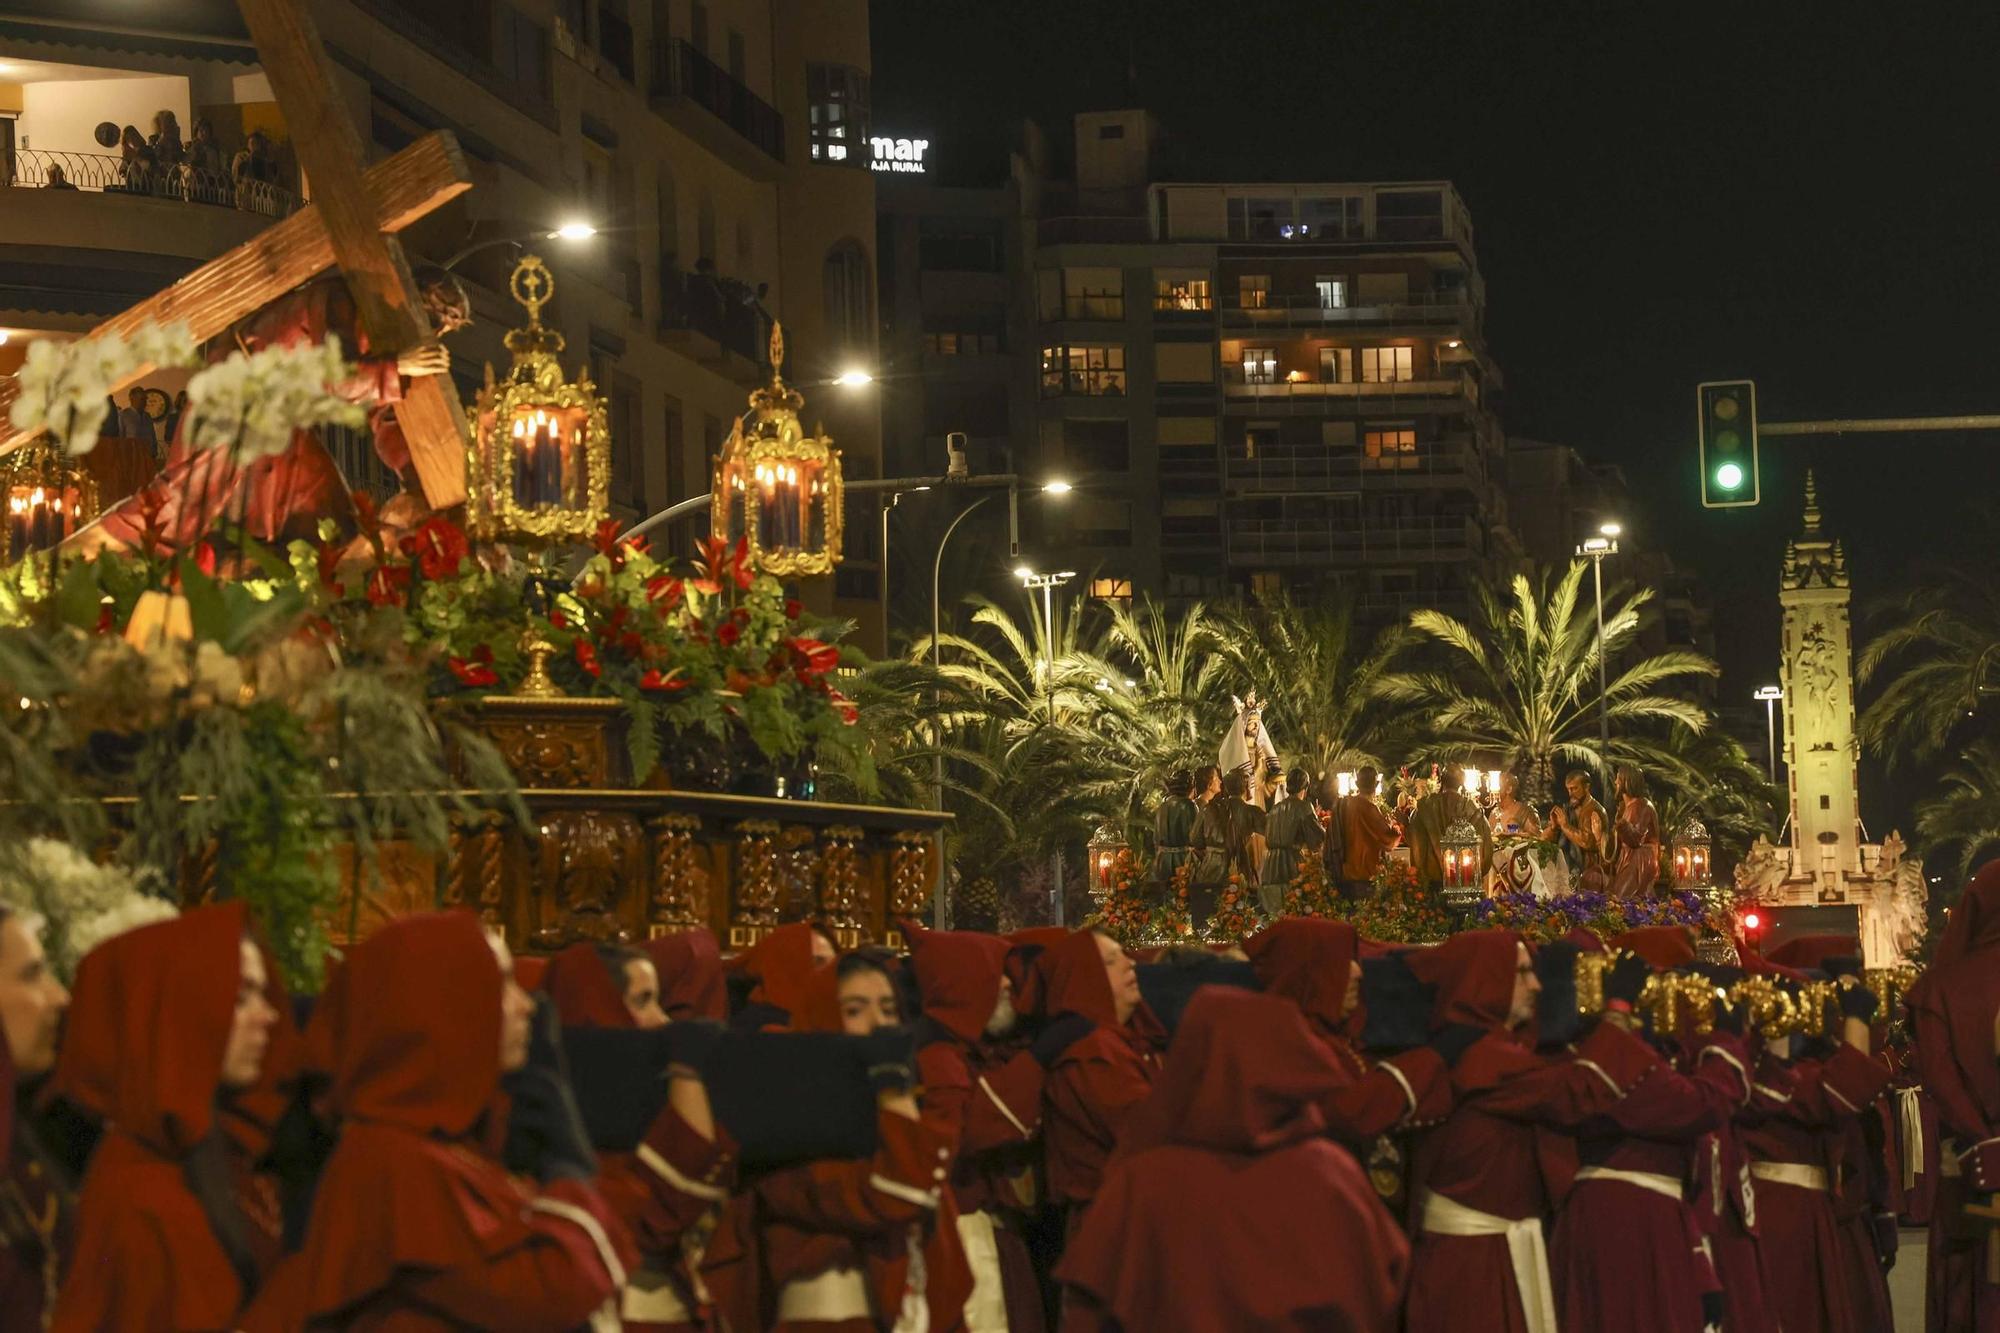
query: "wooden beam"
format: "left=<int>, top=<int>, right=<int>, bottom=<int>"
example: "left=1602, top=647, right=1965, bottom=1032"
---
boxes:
left=0, top=132, right=471, bottom=458
left=235, top=0, right=469, bottom=509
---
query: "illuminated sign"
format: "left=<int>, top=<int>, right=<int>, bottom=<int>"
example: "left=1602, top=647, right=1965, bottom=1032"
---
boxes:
left=869, top=136, right=930, bottom=174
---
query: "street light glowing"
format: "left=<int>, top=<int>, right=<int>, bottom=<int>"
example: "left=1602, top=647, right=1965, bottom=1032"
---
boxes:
left=1581, top=537, right=1612, bottom=554
left=1754, top=685, right=1784, bottom=702
left=1599, top=521, right=1623, bottom=538
left=1013, top=565, right=1034, bottom=579
left=550, top=221, right=598, bottom=241
left=1043, top=480, right=1074, bottom=494
left=834, top=368, right=874, bottom=387
left=1715, top=461, right=1745, bottom=490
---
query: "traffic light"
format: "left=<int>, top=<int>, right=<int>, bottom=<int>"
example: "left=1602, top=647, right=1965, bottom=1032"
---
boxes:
left=1697, top=379, right=1760, bottom=508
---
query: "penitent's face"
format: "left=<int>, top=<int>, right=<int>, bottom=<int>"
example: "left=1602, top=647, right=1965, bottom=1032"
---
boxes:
left=837, top=968, right=900, bottom=1036
left=0, top=915, right=67, bottom=1077
left=220, top=939, right=279, bottom=1089
left=1507, top=943, right=1542, bottom=1030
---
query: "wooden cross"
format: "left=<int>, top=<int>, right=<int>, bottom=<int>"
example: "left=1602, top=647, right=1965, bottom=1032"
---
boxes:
left=0, top=0, right=476, bottom=510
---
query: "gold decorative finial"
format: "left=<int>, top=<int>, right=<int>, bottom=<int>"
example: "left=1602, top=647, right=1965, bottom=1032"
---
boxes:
left=1802, top=469, right=1822, bottom=536
left=768, top=322, right=785, bottom=381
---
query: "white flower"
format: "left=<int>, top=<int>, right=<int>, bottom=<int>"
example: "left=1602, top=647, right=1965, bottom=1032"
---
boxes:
left=0, top=838, right=173, bottom=981
left=65, top=895, right=180, bottom=964
left=185, top=334, right=367, bottom=465
left=4, top=321, right=195, bottom=457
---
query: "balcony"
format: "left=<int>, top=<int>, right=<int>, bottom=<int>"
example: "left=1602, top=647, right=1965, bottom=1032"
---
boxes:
left=1220, top=371, right=1480, bottom=412
left=658, top=265, right=766, bottom=381
left=1225, top=513, right=1484, bottom=567
left=4, top=148, right=298, bottom=216
left=1219, top=290, right=1473, bottom=331
left=650, top=39, right=784, bottom=174
left=1226, top=436, right=1488, bottom=494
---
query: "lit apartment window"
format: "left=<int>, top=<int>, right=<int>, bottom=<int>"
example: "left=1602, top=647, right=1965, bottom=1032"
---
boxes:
left=1040, top=345, right=1126, bottom=397
left=1238, top=275, right=1270, bottom=310
left=1319, top=347, right=1352, bottom=384
left=808, top=63, right=870, bottom=163
left=1154, top=270, right=1212, bottom=311
left=1315, top=278, right=1346, bottom=309
left=1360, top=346, right=1414, bottom=383
left=1362, top=424, right=1419, bottom=471
left=927, top=330, right=1001, bottom=356
left=1244, top=421, right=1280, bottom=459
left=1242, top=346, right=1278, bottom=385
left=1250, top=571, right=1284, bottom=599
left=1090, top=576, right=1134, bottom=601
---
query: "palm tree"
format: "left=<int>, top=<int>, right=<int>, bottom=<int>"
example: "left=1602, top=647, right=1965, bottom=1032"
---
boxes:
left=1857, top=563, right=2000, bottom=766
left=1215, top=592, right=1412, bottom=780
left=1650, top=726, right=1780, bottom=871
left=1914, top=739, right=2000, bottom=881
left=1378, top=561, right=1719, bottom=805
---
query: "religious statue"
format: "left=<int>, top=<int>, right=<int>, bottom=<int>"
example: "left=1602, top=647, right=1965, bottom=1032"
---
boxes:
left=1218, top=693, right=1279, bottom=810
left=69, top=267, right=473, bottom=556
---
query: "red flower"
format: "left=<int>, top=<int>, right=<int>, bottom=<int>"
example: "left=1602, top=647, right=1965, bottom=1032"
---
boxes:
left=399, top=515, right=470, bottom=580
left=573, top=639, right=601, bottom=678
left=784, top=598, right=803, bottom=620
left=365, top=564, right=411, bottom=607
left=193, top=542, right=217, bottom=577
left=645, top=575, right=685, bottom=611
left=725, top=668, right=755, bottom=694
left=315, top=541, right=344, bottom=591
left=788, top=637, right=841, bottom=677
left=448, top=655, right=498, bottom=687
left=829, top=688, right=859, bottom=725
left=95, top=604, right=115, bottom=634
left=717, top=620, right=741, bottom=647
left=693, top=535, right=754, bottom=595
left=639, top=667, right=691, bottom=692
left=549, top=608, right=568, bottom=629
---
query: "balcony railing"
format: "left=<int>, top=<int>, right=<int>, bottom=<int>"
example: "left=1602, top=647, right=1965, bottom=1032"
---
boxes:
left=651, top=39, right=784, bottom=162
left=659, top=265, right=768, bottom=367
left=1219, top=290, right=1474, bottom=328
left=2, top=147, right=298, bottom=217
left=1220, top=372, right=1478, bottom=408
left=1227, top=436, right=1488, bottom=493
left=1225, top=513, right=1484, bottom=566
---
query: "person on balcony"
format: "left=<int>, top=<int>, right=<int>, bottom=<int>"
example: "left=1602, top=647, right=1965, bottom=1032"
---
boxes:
left=116, top=387, right=158, bottom=459
left=116, top=125, right=155, bottom=195
left=42, top=164, right=76, bottom=190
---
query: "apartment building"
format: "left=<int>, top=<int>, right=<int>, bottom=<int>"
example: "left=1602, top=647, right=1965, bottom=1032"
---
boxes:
left=879, top=109, right=1514, bottom=622
left=0, top=0, right=884, bottom=625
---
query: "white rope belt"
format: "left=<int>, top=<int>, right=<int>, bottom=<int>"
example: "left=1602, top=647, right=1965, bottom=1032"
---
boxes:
left=776, top=1266, right=873, bottom=1322
left=1419, top=1190, right=1557, bottom=1333
left=1573, top=1165, right=1686, bottom=1203
left=1897, top=1087, right=1926, bottom=1191
left=956, top=1210, right=1010, bottom=1333
left=621, top=1268, right=693, bottom=1323
left=1749, top=1160, right=1828, bottom=1192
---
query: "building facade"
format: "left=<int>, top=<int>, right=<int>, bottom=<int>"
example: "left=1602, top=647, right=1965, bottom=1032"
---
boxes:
left=0, top=0, right=884, bottom=624
left=880, top=109, right=1514, bottom=621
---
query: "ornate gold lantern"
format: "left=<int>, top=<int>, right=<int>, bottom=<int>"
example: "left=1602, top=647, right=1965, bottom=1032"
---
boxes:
left=1, top=439, right=98, bottom=563
left=712, top=324, right=844, bottom=577
left=1088, top=823, right=1127, bottom=893
left=1441, top=815, right=1484, bottom=905
left=467, top=254, right=609, bottom=546
left=1671, top=817, right=1712, bottom=888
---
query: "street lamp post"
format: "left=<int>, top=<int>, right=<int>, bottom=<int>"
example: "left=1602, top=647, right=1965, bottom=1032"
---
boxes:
left=1576, top=523, right=1622, bottom=768
left=1017, top=567, right=1076, bottom=926
left=1754, top=685, right=1785, bottom=782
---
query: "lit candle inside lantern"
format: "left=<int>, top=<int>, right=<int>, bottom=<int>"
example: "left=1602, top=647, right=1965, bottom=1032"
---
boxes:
left=28, top=488, right=47, bottom=551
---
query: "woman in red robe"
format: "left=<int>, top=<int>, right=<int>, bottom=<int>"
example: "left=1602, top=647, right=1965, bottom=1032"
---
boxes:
left=1548, top=933, right=1755, bottom=1333
left=702, top=953, right=973, bottom=1331
left=1400, top=930, right=1661, bottom=1333
left=1908, top=858, right=2000, bottom=1332
left=730, top=922, right=839, bottom=1026
left=1243, top=918, right=1453, bottom=1142
left=647, top=928, right=730, bottom=1022
left=1036, top=930, right=1166, bottom=1226
left=906, top=924, right=1047, bottom=1333
left=1057, top=988, right=1411, bottom=1332
left=540, top=941, right=731, bottom=1333
left=250, top=911, right=630, bottom=1331
left=47, top=902, right=289, bottom=1332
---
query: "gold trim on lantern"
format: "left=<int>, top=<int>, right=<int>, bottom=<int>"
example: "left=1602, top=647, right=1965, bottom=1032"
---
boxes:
left=1, top=439, right=100, bottom=564
left=467, top=254, right=611, bottom=546
left=711, top=324, right=844, bottom=578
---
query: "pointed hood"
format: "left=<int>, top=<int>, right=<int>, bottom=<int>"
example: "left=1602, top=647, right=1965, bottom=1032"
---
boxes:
left=1612, top=925, right=1698, bottom=970
left=540, top=942, right=633, bottom=1029
left=908, top=926, right=1011, bottom=1044
left=324, top=911, right=502, bottom=1138
left=1113, top=989, right=1335, bottom=1157
left=1763, top=932, right=1859, bottom=972
left=729, top=922, right=832, bottom=1016
left=1040, top=929, right=1124, bottom=1027
left=50, top=901, right=284, bottom=1159
left=646, top=927, right=728, bottom=1021
left=1404, top=928, right=1523, bottom=1030
left=1244, top=919, right=1359, bottom=1037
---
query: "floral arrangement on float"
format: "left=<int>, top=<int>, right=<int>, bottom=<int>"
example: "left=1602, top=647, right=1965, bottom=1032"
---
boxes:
left=1473, top=887, right=1720, bottom=942
left=0, top=837, right=178, bottom=982
left=1090, top=847, right=1152, bottom=944
left=1280, top=846, right=1342, bottom=920
left=1205, top=871, right=1264, bottom=943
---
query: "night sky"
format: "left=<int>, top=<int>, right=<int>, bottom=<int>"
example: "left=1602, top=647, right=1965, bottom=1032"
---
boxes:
left=871, top=0, right=2000, bottom=834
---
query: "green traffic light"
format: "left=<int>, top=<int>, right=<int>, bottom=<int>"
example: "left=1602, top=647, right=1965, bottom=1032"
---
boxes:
left=1715, top=462, right=1744, bottom=490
